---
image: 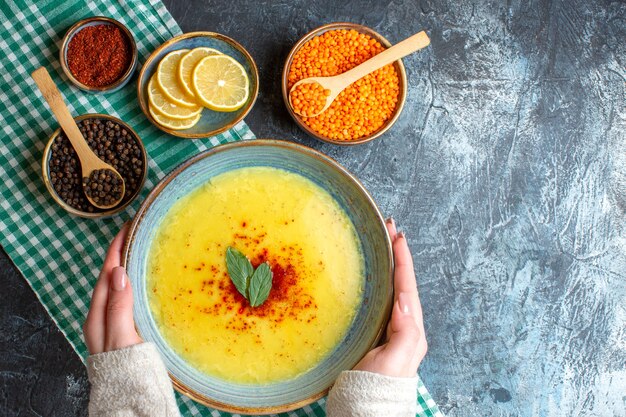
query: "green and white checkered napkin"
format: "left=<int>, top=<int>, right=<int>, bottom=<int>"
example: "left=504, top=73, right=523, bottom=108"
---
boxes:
left=0, top=1, right=442, bottom=416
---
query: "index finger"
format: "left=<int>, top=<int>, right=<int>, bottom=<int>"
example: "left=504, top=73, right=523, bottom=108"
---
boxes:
left=85, top=223, right=130, bottom=353
left=385, top=218, right=397, bottom=242
left=89, top=224, right=130, bottom=323
left=99, top=222, right=130, bottom=278
left=393, top=233, right=424, bottom=329
left=393, top=232, right=416, bottom=296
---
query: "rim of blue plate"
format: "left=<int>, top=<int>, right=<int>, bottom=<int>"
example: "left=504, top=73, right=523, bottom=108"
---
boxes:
left=136, top=32, right=259, bottom=139
left=59, top=16, right=138, bottom=94
left=121, top=139, right=393, bottom=414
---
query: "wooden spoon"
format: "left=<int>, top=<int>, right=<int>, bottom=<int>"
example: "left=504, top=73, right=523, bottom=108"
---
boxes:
left=289, top=30, right=431, bottom=118
left=32, top=67, right=125, bottom=209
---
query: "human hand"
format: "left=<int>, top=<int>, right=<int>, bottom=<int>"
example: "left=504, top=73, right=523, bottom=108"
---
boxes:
left=83, top=223, right=142, bottom=354
left=354, top=218, right=427, bottom=377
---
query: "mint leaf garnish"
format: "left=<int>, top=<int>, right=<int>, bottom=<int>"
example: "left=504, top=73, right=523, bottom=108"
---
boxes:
left=226, top=247, right=273, bottom=307
left=248, top=262, right=273, bottom=307
left=226, top=246, right=253, bottom=299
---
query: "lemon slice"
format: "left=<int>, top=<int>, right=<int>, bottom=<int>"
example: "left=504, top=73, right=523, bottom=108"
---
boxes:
left=178, top=47, right=222, bottom=98
left=192, top=55, right=249, bottom=112
left=156, top=49, right=199, bottom=108
left=148, top=75, right=202, bottom=120
left=149, top=103, right=201, bottom=130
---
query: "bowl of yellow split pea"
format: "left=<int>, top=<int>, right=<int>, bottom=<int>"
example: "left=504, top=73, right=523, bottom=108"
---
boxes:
left=123, top=139, right=393, bottom=413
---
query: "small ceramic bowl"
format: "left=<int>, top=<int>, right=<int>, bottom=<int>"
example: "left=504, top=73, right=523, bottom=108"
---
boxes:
left=41, top=113, right=147, bottom=219
left=282, top=22, right=408, bottom=146
left=137, top=32, right=259, bottom=139
left=122, top=140, right=393, bottom=414
left=60, top=16, right=138, bottom=93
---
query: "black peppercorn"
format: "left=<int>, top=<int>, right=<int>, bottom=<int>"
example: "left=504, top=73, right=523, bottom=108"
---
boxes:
left=48, top=118, right=144, bottom=213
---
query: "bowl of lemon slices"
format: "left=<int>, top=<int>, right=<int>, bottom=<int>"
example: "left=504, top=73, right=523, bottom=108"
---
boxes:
left=137, top=32, right=259, bottom=138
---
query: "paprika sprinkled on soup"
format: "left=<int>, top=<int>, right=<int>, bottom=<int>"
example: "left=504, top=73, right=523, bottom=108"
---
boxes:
left=148, top=167, right=364, bottom=384
left=66, top=24, right=132, bottom=88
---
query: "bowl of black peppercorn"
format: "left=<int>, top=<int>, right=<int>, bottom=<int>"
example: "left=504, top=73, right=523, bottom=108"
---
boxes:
left=42, top=113, right=148, bottom=218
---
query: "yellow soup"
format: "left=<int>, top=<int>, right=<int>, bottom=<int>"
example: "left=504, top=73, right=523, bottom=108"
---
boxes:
left=148, top=167, right=364, bottom=384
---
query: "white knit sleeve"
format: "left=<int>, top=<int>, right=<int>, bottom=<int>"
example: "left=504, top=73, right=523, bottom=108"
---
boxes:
left=87, top=342, right=181, bottom=417
left=326, top=370, right=418, bottom=417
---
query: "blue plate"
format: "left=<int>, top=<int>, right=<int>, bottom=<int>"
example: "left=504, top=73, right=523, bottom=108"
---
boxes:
left=137, top=32, right=258, bottom=139
left=123, top=140, right=393, bottom=414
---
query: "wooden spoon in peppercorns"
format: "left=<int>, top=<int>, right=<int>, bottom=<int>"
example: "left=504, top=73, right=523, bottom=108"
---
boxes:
left=32, top=67, right=125, bottom=209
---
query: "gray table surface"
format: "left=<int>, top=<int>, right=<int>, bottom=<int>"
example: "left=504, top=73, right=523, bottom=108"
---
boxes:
left=1, top=0, right=625, bottom=416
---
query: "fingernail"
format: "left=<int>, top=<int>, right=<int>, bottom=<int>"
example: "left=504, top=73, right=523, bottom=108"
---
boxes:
left=398, top=292, right=412, bottom=315
left=385, top=217, right=395, bottom=228
left=112, top=266, right=127, bottom=291
left=398, top=231, right=406, bottom=240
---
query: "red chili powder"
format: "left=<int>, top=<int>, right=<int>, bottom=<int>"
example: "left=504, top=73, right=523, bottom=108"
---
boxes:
left=197, top=251, right=317, bottom=330
left=66, top=24, right=132, bottom=87
left=191, top=228, right=319, bottom=331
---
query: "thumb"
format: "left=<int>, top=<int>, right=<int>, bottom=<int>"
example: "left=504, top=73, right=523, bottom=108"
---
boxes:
left=105, top=266, right=140, bottom=351
left=385, top=292, right=421, bottom=363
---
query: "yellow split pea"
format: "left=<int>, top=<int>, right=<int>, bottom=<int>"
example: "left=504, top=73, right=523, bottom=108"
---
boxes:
left=148, top=167, right=364, bottom=383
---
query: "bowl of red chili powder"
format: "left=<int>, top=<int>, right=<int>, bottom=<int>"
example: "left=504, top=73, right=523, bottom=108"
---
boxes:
left=60, top=16, right=137, bottom=93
